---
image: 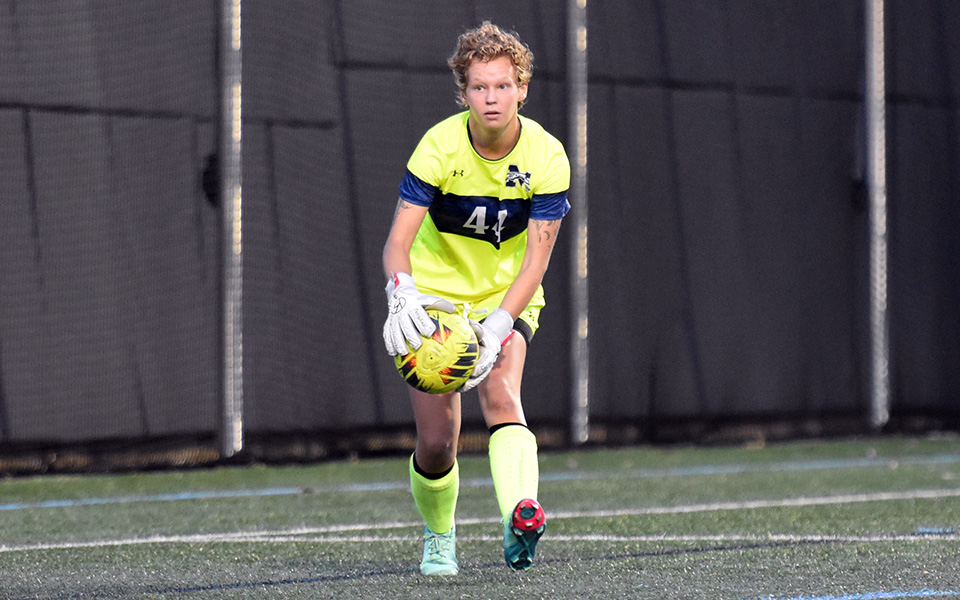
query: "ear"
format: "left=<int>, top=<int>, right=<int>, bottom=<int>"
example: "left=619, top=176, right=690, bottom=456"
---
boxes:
left=519, top=83, right=528, bottom=103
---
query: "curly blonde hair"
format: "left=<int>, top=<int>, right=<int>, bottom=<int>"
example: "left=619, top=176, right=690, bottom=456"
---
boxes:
left=448, top=21, right=534, bottom=108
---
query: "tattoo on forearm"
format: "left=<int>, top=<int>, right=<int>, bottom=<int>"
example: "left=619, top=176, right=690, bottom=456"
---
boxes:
left=534, top=219, right=561, bottom=245
left=393, top=199, right=412, bottom=221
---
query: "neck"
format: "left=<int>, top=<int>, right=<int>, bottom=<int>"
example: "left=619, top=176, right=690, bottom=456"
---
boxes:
left=468, top=115, right=520, bottom=160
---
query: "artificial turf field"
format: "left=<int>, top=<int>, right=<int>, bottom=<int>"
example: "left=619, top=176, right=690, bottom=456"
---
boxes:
left=1, top=434, right=959, bottom=599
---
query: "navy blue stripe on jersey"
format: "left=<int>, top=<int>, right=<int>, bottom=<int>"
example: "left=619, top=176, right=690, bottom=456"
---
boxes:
left=398, top=170, right=436, bottom=206
left=530, top=191, right=571, bottom=220
left=429, top=193, right=530, bottom=249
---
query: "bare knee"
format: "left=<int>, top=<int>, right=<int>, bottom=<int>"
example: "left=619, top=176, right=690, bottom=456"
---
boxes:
left=415, top=432, right=458, bottom=473
left=483, top=385, right=520, bottom=415
left=410, top=390, right=460, bottom=473
left=479, top=376, right=524, bottom=426
left=477, top=336, right=527, bottom=426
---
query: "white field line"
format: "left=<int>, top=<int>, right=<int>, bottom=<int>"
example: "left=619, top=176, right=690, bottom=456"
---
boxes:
left=549, top=487, right=960, bottom=519
left=218, top=532, right=960, bottom=544
left=5, top=530, right=958, bottom=554
left=2, top=487, right=959, bottom=554
left=5, top=452, right=959, bottom=513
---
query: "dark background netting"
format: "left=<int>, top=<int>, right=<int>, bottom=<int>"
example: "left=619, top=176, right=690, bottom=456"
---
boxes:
left=0, top=2, right=220, bottom=451
left=0, top=1, right=957, bottom=470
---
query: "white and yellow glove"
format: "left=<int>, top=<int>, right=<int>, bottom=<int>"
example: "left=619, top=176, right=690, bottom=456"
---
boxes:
left=382, top=273, right=455, bottom=356
left=459, top=308, right=514, bottom=392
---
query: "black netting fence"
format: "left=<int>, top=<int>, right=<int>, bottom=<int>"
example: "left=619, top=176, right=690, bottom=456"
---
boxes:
left=0, top=2, right=220, bottom=455
left=0, top=1, right=958, bottom=473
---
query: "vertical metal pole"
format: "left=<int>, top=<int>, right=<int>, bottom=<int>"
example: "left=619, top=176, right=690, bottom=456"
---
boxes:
left=865, top=0, right=890, bottom=429
left=568, top=0, right=589, bottom=445
left=219, top=0, right=244, bottom=457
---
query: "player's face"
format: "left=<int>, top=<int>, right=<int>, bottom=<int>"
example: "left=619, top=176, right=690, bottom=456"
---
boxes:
left=461, top=55, right=528, bottom=133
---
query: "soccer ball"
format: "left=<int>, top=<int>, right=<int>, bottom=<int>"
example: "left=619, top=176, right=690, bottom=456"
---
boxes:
left=394, top=309, right=480, bottom=394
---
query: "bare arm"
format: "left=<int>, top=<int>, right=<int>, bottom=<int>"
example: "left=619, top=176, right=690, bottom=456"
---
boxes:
left=499, top=218, right=563, bottom=319
left=382, top=198, right=429, bottom=281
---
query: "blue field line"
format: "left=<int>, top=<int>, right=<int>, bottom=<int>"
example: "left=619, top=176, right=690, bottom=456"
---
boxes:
left=744, top=589, right=960, bottom=600
left=0, top=487, right=303, bottom=511
left=542, top=453, right=960, bottom=483
left=2, top=452, right=958, bottom=512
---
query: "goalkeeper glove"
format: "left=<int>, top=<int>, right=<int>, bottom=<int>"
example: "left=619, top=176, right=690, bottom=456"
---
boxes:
left=459, top=308, right=515, bottom=392
left=382, top=272, right=455, bottom=356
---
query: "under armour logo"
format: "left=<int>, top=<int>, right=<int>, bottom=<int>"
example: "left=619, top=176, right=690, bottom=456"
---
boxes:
left=505, top=165, right=531, bottom=191
left=451, top=169, right=464, bottom=177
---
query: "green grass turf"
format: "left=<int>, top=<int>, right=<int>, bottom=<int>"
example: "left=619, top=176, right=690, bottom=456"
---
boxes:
left=1, top=434, right=959, bottom=599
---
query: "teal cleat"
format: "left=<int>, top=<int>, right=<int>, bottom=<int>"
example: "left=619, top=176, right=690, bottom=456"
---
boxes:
left=420, top=525, right=459, bottom=576
left=503, top=498, right=546, bottom=571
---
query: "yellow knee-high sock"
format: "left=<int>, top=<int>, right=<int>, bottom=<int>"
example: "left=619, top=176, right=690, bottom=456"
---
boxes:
left=409, top=455, right=459, bottom=534
left=488, top=424, right=539, bottom=519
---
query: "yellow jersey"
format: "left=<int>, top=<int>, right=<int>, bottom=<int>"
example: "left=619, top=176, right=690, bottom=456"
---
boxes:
left=399, top=111, right=570, bottom=305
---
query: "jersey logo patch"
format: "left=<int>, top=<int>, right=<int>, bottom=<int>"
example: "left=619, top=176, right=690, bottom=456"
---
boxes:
left=505, top=165, right=531, bottom=191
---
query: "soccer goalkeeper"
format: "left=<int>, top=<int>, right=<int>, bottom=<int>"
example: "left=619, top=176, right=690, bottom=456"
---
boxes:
left=381, top=21, right=570, bottom=575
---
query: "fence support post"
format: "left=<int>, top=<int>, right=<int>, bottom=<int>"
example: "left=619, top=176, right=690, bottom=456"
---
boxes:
left=865, top=0, right=890, bottom=430
left=219, top=0, right=244, bottom=457
left=568, top=0, right=589, bottom=445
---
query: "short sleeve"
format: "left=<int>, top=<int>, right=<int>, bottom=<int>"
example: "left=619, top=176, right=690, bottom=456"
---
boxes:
left=530, top=133, right=571, bottom=219
left=398, top=170, right=437, bottom=206
left=534, top=135, right=570, bottom=195
left=530, top=191, right=571, bottom=220
left=405, top=125, right=446, bottom=188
